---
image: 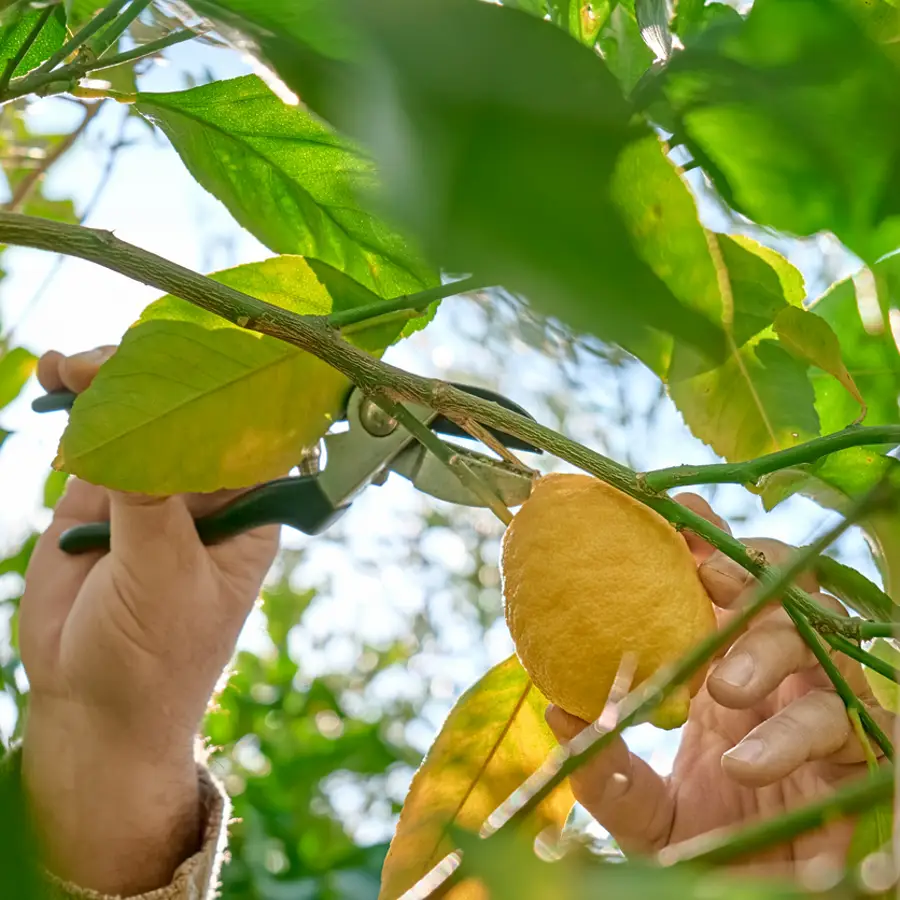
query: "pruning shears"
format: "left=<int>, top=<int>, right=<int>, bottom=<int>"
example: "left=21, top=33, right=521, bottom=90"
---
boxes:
left=33, top=384, right=540, bottom=555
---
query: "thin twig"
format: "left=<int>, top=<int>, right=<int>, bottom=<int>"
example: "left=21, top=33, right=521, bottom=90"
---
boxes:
left=328, top=276, right=491, bottom=329
left=380, top=399, right=514, bottom=526
left=90, top=0, right=151, bottom=56
left=643, top=426, right=900, bottom=492
left=5, top=102, right=100, bottom=212
left=86, top=28, right=199, bottom=73
left=824, top=633, right=900, bottom=685
left=452, top=416, right=535, bottom=472
left=32, top=0, right=130, bottom=76
left=784, top=601, right=893, bottom=758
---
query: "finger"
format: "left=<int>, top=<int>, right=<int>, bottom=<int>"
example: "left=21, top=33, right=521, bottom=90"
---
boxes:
left=57, top=346, right=116, bottom=393
left=721, top=690, right=851, bottom=787
left=36, top=351, right=65, bottom=391
left=699, top=538, right=818, bottom=611
left=707, top=618, right=816, bottom=709
left=674, top=493, right=731, bottom=563
left=108, top=492, right=202, bottom=603
left=545, top=706, right=673, bottom=855
left=20, top=480, right=110, bottom=655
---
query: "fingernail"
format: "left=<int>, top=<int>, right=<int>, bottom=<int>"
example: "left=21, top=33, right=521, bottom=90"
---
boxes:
left=724, top=738, right=766, bottom=765
left=84, top=346, right=115, bottom=363
left=605, top=771, right=631, bottom=800
left=716, top=652, right=755, bottom=688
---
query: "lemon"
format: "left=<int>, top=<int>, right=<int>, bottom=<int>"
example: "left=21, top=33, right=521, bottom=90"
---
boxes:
left=501, top=473, right=715, bottom=730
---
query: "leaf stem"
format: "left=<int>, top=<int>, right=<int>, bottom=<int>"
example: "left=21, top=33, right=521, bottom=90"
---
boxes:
left=328, top=276, right=490, bottom=329
left=643, top=425, right=900, bottom=492
left=824, top=633, right=900, bottom=684
left=0, top=4, right=55, bottom=94
left=378, top=399, right=514, bottom=526
left=86, top=28, right=200, bottom=72
left=662, top=766, right=893, bottom=866
left=782, top=601, right=893, bottom=758
left=32, top=0, right=130, bottom=76
left=857, top=621, right=900, bottom=639
left=90, top=0, right=151, bottom=56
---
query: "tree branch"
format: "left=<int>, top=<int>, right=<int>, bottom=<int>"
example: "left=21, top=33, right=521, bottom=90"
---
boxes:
left=0, top=210, right=879, bottom=690
left=642, top=425, right=900, bottom=492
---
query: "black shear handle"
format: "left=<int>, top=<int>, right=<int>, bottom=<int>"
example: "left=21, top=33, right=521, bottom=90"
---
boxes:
left=58, top=476, right=347, bottom=554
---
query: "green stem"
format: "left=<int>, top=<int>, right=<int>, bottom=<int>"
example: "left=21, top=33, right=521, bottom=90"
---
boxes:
left=90, top=0, right=151, bottom=56
left=0, top=4, right=55, bottom=94
left=643, top=425, right=900, bottom=492
left=380, top=399, right=514, bottom=526
left=815, top=555, right=895, bottom=622
left=825, top=633, right=900, bottom=684
left=86, top=28, right=199, bottom=72
left=32, top=0, right=130, bottom=75
left=663, top=766, right=893, bottom=866
left=328, top=276, right=490, bottom=329
left=783, top=602, right=894, bottom=758
left=857, top=621, right=900, bottom=639
left=3, top=23, right=199, bottom=103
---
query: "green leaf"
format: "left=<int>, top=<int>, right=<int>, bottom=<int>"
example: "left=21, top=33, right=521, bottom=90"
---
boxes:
left=42, top=469, right=68, bottom=509
left=0, top=427, right=8, bottom=452
left=135, top=76, right=436, bottom=299
left=597, top=3, right=656, bottom=93
left=670, top=337, right=820, bottom=461
left=503, top=0, right=549, bottom=15
left=0, top=4, right=65, bottom=77
left=758, top=450, right=900, bottom=594
left=0, top=346, right=36, bottom=410
left=808, top=270, right=900, bottom=433
left=864, top=639, right=900, bottom=713
left=343, top=0, right=725, bottom=364
left=672, top=0, right=742, bottom=44
left=814, top=555, right=894, bottom=621
left=662, top=0, right=900, bottom=260
left=773, top=306, right=866, bottom=421
left=58, top=256, right=416, bottom=493
left=379, top=656, right=574, bottom=900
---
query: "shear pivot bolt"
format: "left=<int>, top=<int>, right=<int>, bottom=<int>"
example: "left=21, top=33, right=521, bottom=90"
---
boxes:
left=359, top=398, right=399, bottom=436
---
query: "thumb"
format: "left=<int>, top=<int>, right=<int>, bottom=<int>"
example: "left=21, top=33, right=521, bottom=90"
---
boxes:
left=545, top=705, right=674, bottom=855
left=109, top=491, right=202, bottom=590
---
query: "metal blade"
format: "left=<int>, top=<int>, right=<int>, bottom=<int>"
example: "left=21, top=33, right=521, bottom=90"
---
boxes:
left=389, top=441, right=535, bottom=508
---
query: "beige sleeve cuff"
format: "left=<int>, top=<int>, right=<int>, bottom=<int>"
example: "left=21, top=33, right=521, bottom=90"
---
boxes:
left=44, top=766, right=230, bottom=900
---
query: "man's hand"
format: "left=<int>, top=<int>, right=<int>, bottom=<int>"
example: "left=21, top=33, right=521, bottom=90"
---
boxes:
left=20, top=348, right=279, bottom=895
left=546, top=494, right=892, bottom=877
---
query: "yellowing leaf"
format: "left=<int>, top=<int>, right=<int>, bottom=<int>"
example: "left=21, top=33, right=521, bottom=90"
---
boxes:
left=379, top=656, right=574, bottom=900
left=58, top=256, right=410, bottom=493
left=0, top=347, right=37, bottom=411
left=774, top=305, right=866, bottom=422
left=865, top=639, right=900, bottom=713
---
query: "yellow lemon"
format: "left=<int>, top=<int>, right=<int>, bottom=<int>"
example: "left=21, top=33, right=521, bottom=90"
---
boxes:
left=501, top=473, right=715, bottom=730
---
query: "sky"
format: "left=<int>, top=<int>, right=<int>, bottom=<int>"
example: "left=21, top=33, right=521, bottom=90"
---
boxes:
left=0, top=28, right=886, bottom=842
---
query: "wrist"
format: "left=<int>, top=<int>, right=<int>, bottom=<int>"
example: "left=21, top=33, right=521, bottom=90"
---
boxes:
left=22, top=696, right=202, bottom=895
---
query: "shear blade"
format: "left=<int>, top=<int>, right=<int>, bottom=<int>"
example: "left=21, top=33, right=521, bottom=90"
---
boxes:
left=390, top=441, right=534, bottom=508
